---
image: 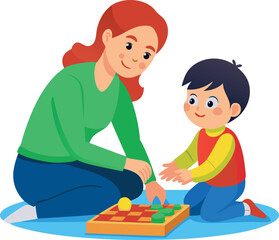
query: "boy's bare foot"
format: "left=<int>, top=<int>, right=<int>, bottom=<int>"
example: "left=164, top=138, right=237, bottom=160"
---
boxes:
left=243, top=199, right=266, bottom=218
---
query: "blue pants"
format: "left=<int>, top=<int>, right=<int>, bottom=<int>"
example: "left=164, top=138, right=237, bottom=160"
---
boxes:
left=13, top=154, right=143, bottom=218
left=184, top=181, right=245, bottom=222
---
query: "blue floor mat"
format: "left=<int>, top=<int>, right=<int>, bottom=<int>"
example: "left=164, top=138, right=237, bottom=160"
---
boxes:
left=1, top=190, right=278, bottom=239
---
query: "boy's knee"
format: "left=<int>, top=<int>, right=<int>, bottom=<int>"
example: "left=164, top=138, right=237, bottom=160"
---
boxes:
left=183, top=192, right=192, bottom=205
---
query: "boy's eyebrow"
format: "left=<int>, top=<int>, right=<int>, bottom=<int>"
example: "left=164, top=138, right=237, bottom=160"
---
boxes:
left=126, top=35, right=137, bottom=42
left=146, top=45, right=155, bottom=52
left=209, top=96, right=219, bottom=101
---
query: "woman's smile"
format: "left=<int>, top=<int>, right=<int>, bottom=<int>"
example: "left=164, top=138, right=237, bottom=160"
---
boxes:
left=121, top=60, right=131, bottom=69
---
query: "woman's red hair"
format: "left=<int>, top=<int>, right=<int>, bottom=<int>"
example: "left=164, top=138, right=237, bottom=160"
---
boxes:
left=63, top=0, right=168, bottom=101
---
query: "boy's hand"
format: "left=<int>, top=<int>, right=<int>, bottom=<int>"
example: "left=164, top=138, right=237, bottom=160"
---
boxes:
left=173, top=169, right=193, bottom=185
left=159, top=161, right=179, bottom=181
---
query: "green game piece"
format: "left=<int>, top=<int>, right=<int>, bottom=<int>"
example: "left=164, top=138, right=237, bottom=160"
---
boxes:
left=173, top=204, right=181, bottom=210
left=159, top=208, right=175, bottom=216
left=150, top=204, right=163, bottom=210
left=151, top=213, right=165, bottom=223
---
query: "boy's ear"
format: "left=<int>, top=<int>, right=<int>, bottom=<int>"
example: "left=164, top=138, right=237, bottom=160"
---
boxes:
left=102, top=29, right=113, bottom=46
left=231, top=103, right=241, bottom=117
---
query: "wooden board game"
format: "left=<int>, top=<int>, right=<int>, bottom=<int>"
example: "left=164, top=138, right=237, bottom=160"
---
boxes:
left=86, top=204, right=190, bottom=236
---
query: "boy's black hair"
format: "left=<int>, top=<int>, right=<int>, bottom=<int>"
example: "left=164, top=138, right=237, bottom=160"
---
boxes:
left=182, top=58, right=250, bottom=122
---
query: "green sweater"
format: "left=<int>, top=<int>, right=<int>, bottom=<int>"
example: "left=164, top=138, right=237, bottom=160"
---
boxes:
left=18, top=62, right=156, bottom=184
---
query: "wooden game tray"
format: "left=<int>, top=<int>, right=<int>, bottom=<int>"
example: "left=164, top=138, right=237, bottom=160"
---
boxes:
left=86, top=204, right=190, bottom=236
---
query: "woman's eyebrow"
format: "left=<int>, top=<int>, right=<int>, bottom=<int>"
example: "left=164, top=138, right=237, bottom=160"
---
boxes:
left=146, top=45, right=155, bottom=52
left=126, top=35, right=137, bottom=42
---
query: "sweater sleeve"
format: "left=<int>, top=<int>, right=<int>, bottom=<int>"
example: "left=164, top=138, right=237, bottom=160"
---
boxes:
left=52, top=75, right=126, bottom=171
left=174, top=131, right=199, bottom=169
left=191, top=133, right=235, bottom=182
left=112, top=83, right=156, bottom=184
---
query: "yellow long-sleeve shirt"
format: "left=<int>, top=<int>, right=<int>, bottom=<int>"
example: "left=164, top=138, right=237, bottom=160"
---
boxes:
left=174, top=126, right=235, bottom=182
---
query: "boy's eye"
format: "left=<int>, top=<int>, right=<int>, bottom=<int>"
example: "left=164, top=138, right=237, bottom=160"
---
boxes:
left=205, top=97, right=218, bottom=109
left=188, top=94, right=198, bottom=106
left=143, top=52, right=151, bottom=60
left=126, top=42, right=132, bottom=50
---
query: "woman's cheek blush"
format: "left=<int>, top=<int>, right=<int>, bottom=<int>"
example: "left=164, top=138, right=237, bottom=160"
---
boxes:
left=139, top=63, right=146, bottom=69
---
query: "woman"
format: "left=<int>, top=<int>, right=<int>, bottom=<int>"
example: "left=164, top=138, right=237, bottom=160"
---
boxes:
left=5, top=0, right=168, bottom=223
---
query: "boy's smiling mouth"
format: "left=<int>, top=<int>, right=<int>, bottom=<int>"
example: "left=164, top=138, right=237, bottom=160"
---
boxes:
left=121, top=60, right=131, bottom=69
left=195, top=113, right=205, bottom=117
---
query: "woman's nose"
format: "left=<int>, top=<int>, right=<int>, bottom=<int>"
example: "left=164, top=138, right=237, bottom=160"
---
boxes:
left=132, top=59, right=138, bottom=62
left=196, top=106, right=200, bottom=111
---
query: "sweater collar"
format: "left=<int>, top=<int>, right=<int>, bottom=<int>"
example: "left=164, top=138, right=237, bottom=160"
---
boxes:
left=205, top=126, right=226, bottom=137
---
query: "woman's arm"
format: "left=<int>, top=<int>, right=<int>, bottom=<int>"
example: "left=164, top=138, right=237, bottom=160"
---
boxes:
left=112, top=82, right=156, bottom=184
left=52, top=75, right=127, bottom=170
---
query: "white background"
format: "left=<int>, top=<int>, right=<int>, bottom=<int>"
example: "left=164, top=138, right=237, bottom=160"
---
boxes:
left=0, top=0, right=278, bottom=239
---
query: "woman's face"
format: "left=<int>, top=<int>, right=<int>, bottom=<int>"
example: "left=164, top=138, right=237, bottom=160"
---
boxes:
left=102, top=26, right=158, bottom=78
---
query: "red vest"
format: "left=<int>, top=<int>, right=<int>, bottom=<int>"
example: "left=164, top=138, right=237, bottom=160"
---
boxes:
left=197, top=127, right=246, bottom=187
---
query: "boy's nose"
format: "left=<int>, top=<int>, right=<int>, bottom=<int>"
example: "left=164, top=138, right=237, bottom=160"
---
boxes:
left=196, top=106, right=200, bottom=111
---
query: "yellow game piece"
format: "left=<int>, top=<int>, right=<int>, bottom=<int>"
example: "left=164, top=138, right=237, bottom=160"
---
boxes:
left=118, top=197, right=132, bottom=211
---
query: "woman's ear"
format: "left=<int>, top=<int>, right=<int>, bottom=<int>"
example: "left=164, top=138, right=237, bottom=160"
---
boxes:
left=231, top=103, right=241, bottom=117
left=102, top=29, right=113, bottom=46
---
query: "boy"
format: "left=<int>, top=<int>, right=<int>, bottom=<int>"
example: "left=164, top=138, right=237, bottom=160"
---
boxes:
left=160, top=59, right=266, bottom=221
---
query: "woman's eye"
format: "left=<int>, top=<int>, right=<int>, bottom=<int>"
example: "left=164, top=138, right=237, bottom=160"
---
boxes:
left=126, top=42, right=132, bottom=50
left=143, top=52, right=151, bottom=60
left=188, top=94, right=198, bottom=106
left=205, top=97, right=218, bottom=109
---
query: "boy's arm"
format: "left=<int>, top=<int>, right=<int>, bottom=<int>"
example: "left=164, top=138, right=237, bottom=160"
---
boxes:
left=174, top=131, right=200, bottom=169
left=191, top=133, right=235, bottom=182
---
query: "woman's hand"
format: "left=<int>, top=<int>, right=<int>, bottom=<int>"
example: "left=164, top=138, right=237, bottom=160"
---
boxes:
left=159, top=161, right=179, bottom=181
left=173, top=169, right=193, bottom=185
left=145, top=181, right=166, bottom=204
left=124, top=158, right=152, bottom=184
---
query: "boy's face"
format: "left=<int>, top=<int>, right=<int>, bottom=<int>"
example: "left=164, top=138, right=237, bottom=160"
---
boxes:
left=184, top=84, right=241, bottom=129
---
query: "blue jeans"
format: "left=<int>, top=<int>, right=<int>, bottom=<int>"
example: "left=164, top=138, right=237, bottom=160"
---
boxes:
left=13, top=154, right=143, bottom=218
left=184, top=181, right=245, bottom=222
